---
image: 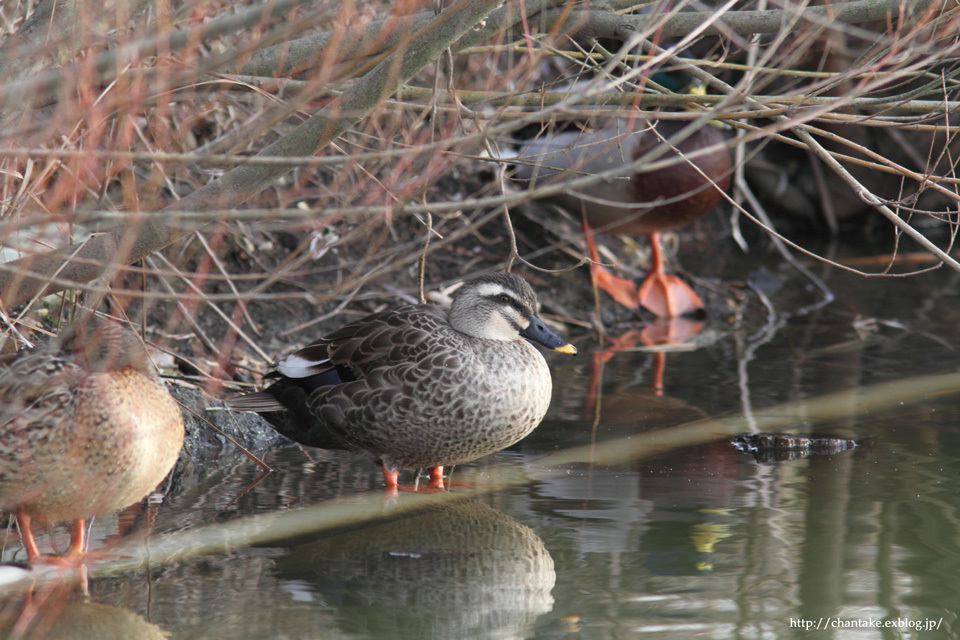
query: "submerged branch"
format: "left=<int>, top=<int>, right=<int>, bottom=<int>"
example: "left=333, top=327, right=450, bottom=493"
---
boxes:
left=9, top=367, right=957, bottom=589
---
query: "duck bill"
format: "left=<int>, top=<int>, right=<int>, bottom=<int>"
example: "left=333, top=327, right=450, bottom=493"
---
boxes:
left=521, top=315, right=577, bottom=356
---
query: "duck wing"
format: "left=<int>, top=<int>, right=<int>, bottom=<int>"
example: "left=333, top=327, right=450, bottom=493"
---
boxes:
left=226, top=304, right=448, bottom=413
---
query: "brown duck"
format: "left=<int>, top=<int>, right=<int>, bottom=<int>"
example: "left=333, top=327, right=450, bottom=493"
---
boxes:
left=228, top=272, right=577, bottom=491
left=0, top=320, right=184, bottom=565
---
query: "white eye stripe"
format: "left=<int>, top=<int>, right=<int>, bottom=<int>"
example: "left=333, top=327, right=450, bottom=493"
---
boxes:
left=473, top=282, right=511, bottom=299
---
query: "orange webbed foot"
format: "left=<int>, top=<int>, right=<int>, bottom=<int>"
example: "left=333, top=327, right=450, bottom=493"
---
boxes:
left=382, top=466, right=447, bottom=497
left=19, top=515, right=94, bottom=569
left=638, top=270, right=703, bottom=318
left=381, top=466, right=480, bottom=497
left=639, top=232, right=704, bottom=318
left=591, top=264, right=641, bottom=310
left=27, top=554, right=88, bottom=569
left=397, top=466, right=448, bottom=494
left=26, top=547, right=122, bottom=570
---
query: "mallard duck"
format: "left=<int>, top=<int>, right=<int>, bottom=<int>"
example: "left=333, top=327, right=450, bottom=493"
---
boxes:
left=0, top=320, right=185, bottom=565
left=228, top=272, right=577, bottom=490
left=511, top=96, right=732, bottom=317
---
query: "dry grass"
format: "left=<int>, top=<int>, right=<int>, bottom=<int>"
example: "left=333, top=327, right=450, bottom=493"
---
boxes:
left=0, top=0, right=956, bottom=376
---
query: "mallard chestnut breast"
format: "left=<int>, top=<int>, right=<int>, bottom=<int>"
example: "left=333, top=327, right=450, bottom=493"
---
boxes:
left=228, top=272, right=576, bottom=490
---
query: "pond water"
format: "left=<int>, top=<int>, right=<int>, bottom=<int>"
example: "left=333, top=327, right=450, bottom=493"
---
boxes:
left=2, top=257, right=960, bottom=639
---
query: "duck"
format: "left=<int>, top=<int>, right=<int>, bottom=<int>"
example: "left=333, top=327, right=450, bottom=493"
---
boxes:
left=0, top=320, right=185, bottom=565
left=227, top=272, right=577, bottom=491
left=510, top=79, right=732, bottom=317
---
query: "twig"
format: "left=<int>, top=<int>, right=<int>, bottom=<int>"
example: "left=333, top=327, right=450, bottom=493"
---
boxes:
left=180, top=402, right=272, bottom=472
left=0, top=0, right=509, bottom=307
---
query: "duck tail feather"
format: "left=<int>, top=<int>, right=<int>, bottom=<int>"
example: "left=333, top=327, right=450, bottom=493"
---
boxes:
left=274, top=352, right=332, bottom=379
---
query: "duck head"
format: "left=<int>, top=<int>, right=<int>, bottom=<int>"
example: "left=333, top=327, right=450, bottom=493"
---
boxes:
left=449, top=273, right=577, bottom=355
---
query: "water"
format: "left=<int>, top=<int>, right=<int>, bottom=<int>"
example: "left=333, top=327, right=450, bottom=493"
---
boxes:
left=2, top=262, right=960, bottom=639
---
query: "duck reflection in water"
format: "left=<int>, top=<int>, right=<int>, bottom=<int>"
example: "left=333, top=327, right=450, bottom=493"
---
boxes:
left=524, top=365, right=743, bottom=576
left=0, top=587, right=168, bottom=640
left=585, top=317, right=704, bottom=412
left=274, top=499, right=555, bottom=639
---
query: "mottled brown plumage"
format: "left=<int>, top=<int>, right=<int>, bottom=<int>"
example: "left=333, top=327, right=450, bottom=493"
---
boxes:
left=0, top=320, right=185, bottom=563
left=228, top=273, right=577, bottom=488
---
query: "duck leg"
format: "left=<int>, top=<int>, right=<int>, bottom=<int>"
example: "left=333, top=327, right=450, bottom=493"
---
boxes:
left=428, top=466, right=445, bottom=489
left=638, top=232, right=703, bottom=317
left=381, top=467, right=402, bottom=498
left=64, top=519, right=87, bottom=559
left=17, top=511, right=42, bottom=563
left=583, top=221, right=640, bottom=310
left=381, top=465, right=470, bottom=496
left=17, top=511, right=87, bottom=566
left=382, top=467, right=400, bottom=489
left=381, top=466, right=448, bottom=496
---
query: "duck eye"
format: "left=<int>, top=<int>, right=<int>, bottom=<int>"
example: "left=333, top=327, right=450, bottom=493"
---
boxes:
left=498, top=294, right=511, bottom=304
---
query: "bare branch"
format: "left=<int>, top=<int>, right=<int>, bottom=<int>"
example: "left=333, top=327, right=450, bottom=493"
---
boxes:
left=0, top=0, right=512, bottom=307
